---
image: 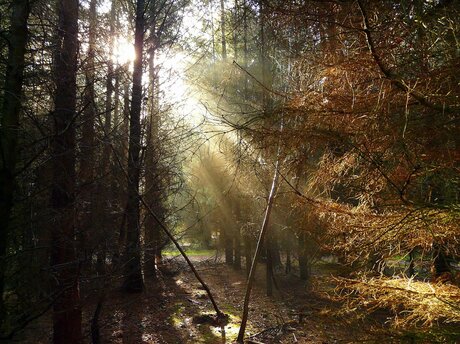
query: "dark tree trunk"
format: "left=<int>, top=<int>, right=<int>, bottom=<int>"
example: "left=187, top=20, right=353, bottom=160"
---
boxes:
left=79, top=0, right=97, bottom=269
left=94, top=0, right=116, bottom=276
left=298, top=232, right=309, bottom=281
left=271, top=238, right=281, bottom=267
left=266, top=239, right=273, bottom=296
left=0, top=0, right=30, bottom=325
left=407, top=249, right=415, bottom=278
left=234, top=228, right=242, bottom=270
left=432, top=244, right=451, bottom=279
left=285, top=249, right=291, bottom=274
left=243, top=0, right=248, bottom=99
left=116, top=75, right=130, bottom=260
left=144, top=47, right=162, bottom=277
left=50, top=0, right=82, bottom=342
left=233, top=198, right=242, bottom=270
left=123, top=0, right=145, bottom=293
left=224, top=227, right=234, bottom=265
left=244, top=234, right=251, bottom=277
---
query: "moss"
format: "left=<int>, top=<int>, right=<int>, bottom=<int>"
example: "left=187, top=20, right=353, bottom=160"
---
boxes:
left=399, top=328, right=460, bottom=344
left=169, top=301, right=186, bottom=328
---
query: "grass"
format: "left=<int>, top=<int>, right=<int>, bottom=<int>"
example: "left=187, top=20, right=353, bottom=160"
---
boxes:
left=162, top=249, right=216, bottom=257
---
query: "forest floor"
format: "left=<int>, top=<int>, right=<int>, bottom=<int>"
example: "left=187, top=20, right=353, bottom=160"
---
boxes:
left=16, top=253, right=458, bottom=343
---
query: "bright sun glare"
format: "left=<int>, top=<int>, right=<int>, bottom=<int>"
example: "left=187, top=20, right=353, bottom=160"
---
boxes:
left=112, top=37, right=136, bottom=64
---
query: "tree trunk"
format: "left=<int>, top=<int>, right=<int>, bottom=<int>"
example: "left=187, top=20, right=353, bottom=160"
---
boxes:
left=0, top=0, right=30, bottom=326
left=234, top=231, right=241, bottom=270
left=79, top=0, right=97, bottom=269
left=285, top=249, right=291, bottom=274
left=220, top=0, right=227, bottom=60
left=224, top=227, right=234, bottom=265
left=144, top=47, right=162, bottom=277
left=244, top=233, right=252, bottom=278
left=50, top=0, right=82, bottom=342
left=209, top=1, right=216, bottom=63
left=116, top=74, right=130, bottom=258
left=94, top=0, right=117, bottom=276
left=243, top=0, right=248, bottom=99
left=407, top=249, right=415, bottom=278
left=298, top=232, right=309, bottom=281
left=432, top=244, right=451, bottom=280
left=123, top=0, right=145, bottom=293
left=233, top=196, right=241, bottom=270
left=272, top=238, right=281, bottom=267
left=266, top=239, right=273, bottom=297
left=233, top=0, right=238, bottom=61
left=237, top=159, right=280, bottom=343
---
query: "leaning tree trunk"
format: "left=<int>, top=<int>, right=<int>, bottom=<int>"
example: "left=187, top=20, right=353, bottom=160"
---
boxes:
left=123, top=0, right=145, bottom=293
left=237, top=159, right=280, bottom=343
left=50, top=0, right=82, bottom=342
left=0, top=0, right=30, bottom=326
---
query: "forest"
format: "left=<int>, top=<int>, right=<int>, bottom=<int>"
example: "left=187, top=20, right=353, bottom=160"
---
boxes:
left=0, top=0, right=459, bottom=343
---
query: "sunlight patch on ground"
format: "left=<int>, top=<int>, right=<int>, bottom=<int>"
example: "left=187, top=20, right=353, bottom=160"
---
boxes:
left=209, top=313, right=242, bottom=342
left=169, top=302, right=186, bottom=328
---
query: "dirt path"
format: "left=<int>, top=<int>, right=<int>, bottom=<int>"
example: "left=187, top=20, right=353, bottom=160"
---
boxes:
left=15, top=256, right=419, bottom=343
left=96, top=256, right=397, bottom=344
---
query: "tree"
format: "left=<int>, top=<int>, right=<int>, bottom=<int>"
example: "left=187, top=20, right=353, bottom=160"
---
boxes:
left=79, top=0, right=97, bottom=269
left=0, top=0, right=30, bottom=327
left=49, top=0, right=81, bottom=341
left=123, top=0, right=146, bottom=293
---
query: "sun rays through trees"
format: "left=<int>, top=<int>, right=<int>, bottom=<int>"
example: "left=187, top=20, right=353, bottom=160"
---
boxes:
left=0, top=0, right=459, bottom=343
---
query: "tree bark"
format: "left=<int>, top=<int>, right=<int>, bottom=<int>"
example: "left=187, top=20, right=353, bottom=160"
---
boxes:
left=220, top=0, right=227, bottom=60
left=79, top=0, right=97, bottom=269
left=285, top=249, right=291, bottom=274
left=266, top=239, right=273, bottom=296
left=298, top=232, right=309, bottom=281
left=432, top=244, right=451, bottom=279
left=233, top=196, right=242, bottom=269
left=244, top=233, right=252, bottom=278
left=123, top=0, right=145, bottom=293
left=144, top=47, right=163, bottom=277
left=224, top=226, right=234, bottom=265
left=94, top=0, right=117, bottom=276
left=233, top=0, right=238, bottom=61
left=0, top=0, right=30, bottom=326
left=50, top=0, right=82, bottom=342
left=243, top=0, right=248, bottom=99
